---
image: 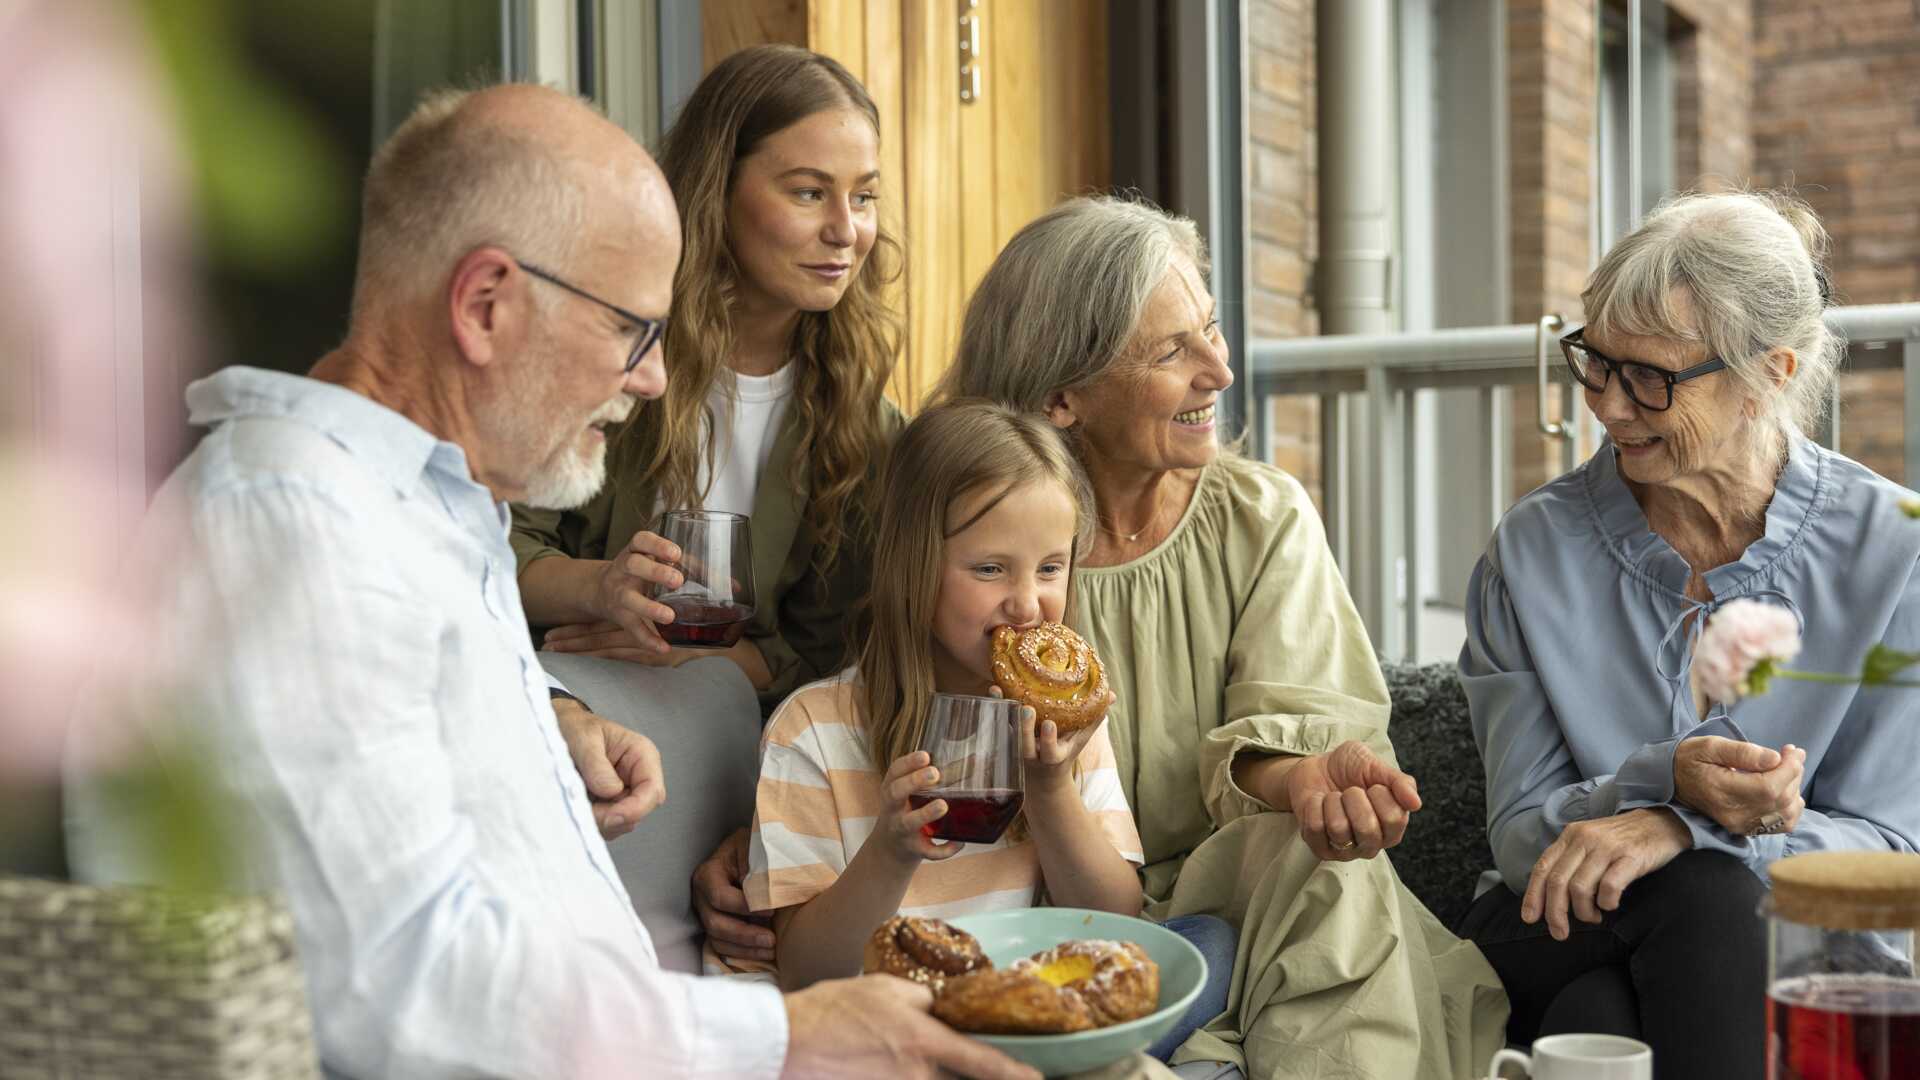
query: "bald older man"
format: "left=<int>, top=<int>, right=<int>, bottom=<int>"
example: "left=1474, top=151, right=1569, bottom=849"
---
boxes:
left=66, top=86, right=1034, bottom=1080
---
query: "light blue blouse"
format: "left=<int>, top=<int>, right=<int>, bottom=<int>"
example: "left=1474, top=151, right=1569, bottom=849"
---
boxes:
left=1461, top=434, right=1920, bottom=892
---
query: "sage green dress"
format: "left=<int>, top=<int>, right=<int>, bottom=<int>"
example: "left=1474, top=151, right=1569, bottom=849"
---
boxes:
left=1072, top=454, right=1508, bottom=1080
left=511, top=398, right=903, bottom=712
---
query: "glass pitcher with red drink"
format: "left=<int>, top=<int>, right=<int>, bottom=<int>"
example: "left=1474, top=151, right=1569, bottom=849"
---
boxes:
left=906, top=693, right=1024, bottom=845
left=647, top=510, right=756, bottom=649
left=1765, top=851, right=1920, bottom=1080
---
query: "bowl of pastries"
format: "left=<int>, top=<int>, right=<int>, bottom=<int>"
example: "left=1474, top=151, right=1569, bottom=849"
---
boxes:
left=864, top=908, right=1209, bottom=1077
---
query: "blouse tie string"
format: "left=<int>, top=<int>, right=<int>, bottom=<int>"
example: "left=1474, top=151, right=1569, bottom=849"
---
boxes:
left=1654, top=588, right=1803, bottom=718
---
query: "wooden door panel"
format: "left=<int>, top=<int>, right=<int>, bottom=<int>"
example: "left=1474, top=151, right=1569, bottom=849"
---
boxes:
left=699, top=0, right=1108, bottom=412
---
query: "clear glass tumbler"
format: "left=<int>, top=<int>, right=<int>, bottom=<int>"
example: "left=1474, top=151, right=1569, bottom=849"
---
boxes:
left=906, top=692, right=1025, bottom=845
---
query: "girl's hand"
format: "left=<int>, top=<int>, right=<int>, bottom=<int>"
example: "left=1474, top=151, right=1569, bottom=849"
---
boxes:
left=875, top=751, right=965, bottom=866
left=1013, top=694, right=1114, bottom=794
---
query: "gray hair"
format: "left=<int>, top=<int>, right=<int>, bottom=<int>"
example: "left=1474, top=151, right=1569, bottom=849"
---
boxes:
left=941, top=195, right=1207, bottom=411
left=1582, top=190, right=1840, bottom=437
left=351, top=87, right=587, bottom=320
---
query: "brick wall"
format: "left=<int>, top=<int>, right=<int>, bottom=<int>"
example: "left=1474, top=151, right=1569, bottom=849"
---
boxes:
left=1506, top=0, right=1599, bottom=499
left=1669, top=0, right=1755, bottom=190
left=1751, top=0, right=1920, bottom=483
left=1246, top=0, right=1321, bottom=506
left=1244, top=0, right=1917, bottom=504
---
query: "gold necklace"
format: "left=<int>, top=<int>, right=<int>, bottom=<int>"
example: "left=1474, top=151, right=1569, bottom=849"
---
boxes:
left=1098, top=505, right=1160, bottom=544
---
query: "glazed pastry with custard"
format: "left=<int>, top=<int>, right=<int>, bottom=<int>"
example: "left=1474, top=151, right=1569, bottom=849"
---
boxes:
left=990, top=622, right=1110, bottom=735
left=861, top=915, right=992, bottom=993
left=931, top=937, right=1160, bottom=1036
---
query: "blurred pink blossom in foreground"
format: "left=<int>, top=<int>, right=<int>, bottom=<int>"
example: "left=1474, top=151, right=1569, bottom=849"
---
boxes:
left=0, top=0, right=198, bottom=781
left=1693, top=599, right=1804, bottom=703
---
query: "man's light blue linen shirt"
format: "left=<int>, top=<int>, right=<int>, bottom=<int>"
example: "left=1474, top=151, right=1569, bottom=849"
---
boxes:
left=1461, top=435, right=1920, bottom=893
left=68, top=367, right=786, bottom=1079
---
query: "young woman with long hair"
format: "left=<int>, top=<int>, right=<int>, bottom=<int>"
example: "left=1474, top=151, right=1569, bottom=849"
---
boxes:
left=512, top=45, right=903, bottom=710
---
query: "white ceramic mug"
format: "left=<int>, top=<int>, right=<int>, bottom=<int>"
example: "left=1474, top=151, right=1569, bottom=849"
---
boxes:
left=1487, top=1034, right=1652, bottom=1080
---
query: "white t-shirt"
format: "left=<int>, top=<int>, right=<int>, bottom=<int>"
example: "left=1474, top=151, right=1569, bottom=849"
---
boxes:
left=701, top=363, right=796, bottom=516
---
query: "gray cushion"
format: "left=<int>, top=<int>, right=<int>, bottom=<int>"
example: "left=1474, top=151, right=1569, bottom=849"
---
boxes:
left=538, top=653, right=761, bottom=973
left=1382, top=661, right=1492, bottom=930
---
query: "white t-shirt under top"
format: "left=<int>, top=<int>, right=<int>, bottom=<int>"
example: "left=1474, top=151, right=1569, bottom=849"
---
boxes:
left=701, top=363, right=796, bottom=516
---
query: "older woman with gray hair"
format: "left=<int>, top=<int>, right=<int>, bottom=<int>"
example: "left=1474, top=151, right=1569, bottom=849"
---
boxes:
left=943, top=195, right=1507, bottom=1079
left=1457, top=191, right=1920, bottom=1079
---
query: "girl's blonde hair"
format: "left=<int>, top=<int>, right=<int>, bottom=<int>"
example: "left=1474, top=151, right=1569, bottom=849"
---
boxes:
left=856, top=401, right=1094, bottom=774
left=619, top=45, right=902, bottom=569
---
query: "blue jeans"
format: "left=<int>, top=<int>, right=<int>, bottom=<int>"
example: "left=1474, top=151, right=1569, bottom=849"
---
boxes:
left=1148, top=914, right=1237, bottom=1062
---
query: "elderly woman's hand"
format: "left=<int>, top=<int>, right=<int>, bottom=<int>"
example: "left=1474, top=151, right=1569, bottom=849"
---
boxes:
left=1278, top=741, right=1423, bottom=862
left=1672, top=736, right=1807, bottom=836
left=1523, top=807, right=1690, bottom=940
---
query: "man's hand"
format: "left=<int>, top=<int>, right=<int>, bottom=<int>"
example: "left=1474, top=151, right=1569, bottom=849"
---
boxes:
left=1522, top=806, right=1690, bottom=940
left=781, top=974, right=1040, bottom=1080
left=552, top=698, right=664, bottom=839
left=1672, top=735, right=1806, bottom=835
left=1280, top=740, right=1422, bottom=862
left=694, top=828, right=776, bottom=964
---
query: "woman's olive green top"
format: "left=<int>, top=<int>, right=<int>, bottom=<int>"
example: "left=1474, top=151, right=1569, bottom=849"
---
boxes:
left=511, top=399, right=903, bottom=712
left=1070, top=452, right=1396, bottom=902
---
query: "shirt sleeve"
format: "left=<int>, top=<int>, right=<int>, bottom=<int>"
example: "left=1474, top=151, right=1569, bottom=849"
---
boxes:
left=746, top=692, right=855, bottom=912
left=101, top=480, right=789, bottom=1080
left=1459, top=550, right=1742, bottom=890
left=1675, top=580, right=1920, bottom=881
left=1077, top=722, right=1145, bottom=865
left=1194, top=470, right=1398, bottom=829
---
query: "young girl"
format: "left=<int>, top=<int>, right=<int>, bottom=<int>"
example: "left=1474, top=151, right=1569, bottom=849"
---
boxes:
left=734, top=401, right=1146, bottom=992
left=512, top=45, right=902, bottom=712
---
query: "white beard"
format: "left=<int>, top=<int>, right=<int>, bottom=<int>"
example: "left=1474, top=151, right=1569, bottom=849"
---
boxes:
left=494, top=328, right=630, bottom=511
left=520, top=429, right=609, bottom=510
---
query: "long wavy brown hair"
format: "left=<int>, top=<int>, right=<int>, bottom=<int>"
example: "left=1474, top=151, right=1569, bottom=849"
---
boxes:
left=622, top=45, right=902, bottom=569
left=856, top=401, right=1094, bottom=779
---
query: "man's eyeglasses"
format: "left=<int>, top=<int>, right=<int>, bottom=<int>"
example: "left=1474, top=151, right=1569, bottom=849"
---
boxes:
left=1560, top=327, right=1726, bottom=412
left=516, top=260, right=667, bottom=375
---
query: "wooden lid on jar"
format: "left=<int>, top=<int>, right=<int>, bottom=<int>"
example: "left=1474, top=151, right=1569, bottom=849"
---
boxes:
left=1771, top=852, right=1920, bottom=930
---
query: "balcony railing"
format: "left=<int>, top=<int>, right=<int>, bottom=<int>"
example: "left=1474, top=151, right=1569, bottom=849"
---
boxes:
left=1249, top=302, right=1920, bottom=662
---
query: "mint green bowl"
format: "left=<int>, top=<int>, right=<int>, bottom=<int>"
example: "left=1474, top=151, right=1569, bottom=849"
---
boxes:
left=945, top=908, right=1207, bottom=1078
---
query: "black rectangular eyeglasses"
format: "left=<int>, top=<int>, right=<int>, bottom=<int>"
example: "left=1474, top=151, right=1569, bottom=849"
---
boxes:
left=1560, top=327, right=1726, bottom=412
left=516, top=260, right=667, bottom=375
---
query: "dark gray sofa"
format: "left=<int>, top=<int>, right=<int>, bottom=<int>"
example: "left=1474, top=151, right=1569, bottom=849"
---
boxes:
left=1381, top=662, right=1494, bottom=930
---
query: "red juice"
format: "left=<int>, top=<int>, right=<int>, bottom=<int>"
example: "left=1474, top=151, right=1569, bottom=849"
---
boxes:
left=659, top=599, right=753, bottom=649
left=1768, top=974, right=1920, bottom=1080
left=908, top=788, right=1024, bottom=844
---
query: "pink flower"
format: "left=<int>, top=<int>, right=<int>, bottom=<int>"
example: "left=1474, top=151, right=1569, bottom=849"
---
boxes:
left=1694, top=599, right=1803, bottom=703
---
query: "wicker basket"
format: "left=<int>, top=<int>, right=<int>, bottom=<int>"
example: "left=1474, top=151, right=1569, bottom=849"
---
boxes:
left=0, top=876, right=319, bottom=1079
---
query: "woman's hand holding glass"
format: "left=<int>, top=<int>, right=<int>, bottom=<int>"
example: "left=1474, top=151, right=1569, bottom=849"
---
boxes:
left=542, top=530, right=683, bottom=660
left=1281, top=740, right=1423, bottom=863
left=876, top=751, right=965, bottom=865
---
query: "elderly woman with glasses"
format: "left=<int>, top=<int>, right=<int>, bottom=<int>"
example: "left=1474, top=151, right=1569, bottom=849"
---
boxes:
left=1456, top=191, right=1920, bottom=1079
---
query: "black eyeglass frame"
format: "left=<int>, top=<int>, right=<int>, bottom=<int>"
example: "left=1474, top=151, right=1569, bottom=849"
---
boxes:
left=1559, top=326, right=1727, bottom=412
left=516, top=260, right=667, bottom=375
